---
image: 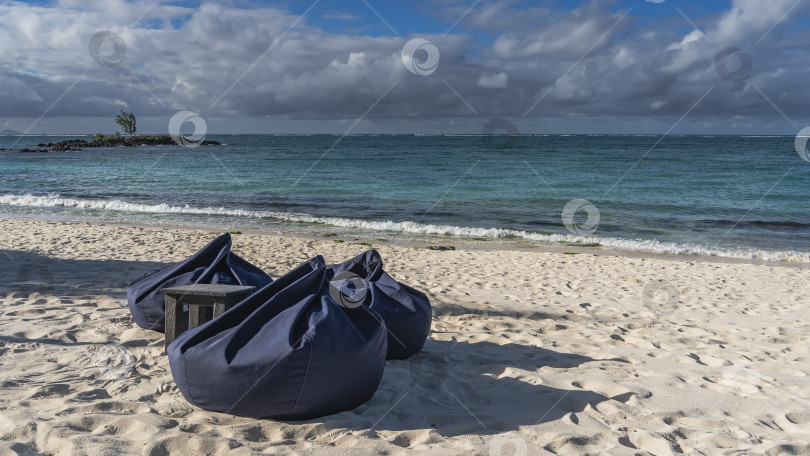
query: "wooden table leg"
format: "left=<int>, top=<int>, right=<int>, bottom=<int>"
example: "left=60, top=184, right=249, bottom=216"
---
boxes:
left=188, top=304, right=206, bottom=329
left=213, top=292, right=250, bottom=318
left=164, top=294, right=183, bottom=350
left=213, top=296, right=227, bottom=319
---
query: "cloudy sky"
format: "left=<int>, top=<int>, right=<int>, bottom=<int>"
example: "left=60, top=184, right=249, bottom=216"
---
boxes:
left=1, top=0, right=809, bottom=134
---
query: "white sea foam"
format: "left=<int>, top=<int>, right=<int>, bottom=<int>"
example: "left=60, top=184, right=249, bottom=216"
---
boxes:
left=2, top=193, right=807, bottom=262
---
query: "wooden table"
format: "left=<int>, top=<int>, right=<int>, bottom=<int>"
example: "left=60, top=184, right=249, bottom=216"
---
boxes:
left=161, top=284, right=255, bottom=350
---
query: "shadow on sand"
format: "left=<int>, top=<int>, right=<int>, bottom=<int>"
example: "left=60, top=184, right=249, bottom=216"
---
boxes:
left=0, top=248, right=168, bottom=298
left=313, top=336, right=631, bottom=437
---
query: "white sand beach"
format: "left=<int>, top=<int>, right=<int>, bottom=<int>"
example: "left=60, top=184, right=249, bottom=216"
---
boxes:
left=0, top=217, right=808, bottom=455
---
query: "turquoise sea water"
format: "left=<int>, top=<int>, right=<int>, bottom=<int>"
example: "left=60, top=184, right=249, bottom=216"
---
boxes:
left=1, top=134, right=808, bottom=261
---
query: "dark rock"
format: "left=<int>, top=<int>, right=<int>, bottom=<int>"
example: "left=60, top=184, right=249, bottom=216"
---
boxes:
left=31, top=135, right=220, bottom=152
left=413, top=245, right=456, bottom=251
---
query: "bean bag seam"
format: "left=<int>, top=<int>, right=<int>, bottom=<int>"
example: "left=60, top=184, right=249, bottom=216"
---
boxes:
left=291, top=333, right=314, bottom=416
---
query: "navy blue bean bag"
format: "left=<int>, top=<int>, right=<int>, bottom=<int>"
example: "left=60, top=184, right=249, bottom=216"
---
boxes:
left=127, top=233, right=272, bottom=332
left=167, top=255, right=387, bottom=420
left=327, top=249, right=431, bottom=360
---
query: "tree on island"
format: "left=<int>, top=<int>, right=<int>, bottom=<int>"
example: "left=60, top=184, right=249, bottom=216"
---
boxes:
left=115, top=111, right=136, bottom=137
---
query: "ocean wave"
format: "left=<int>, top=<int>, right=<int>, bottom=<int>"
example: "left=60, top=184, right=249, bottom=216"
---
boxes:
left=1, top=193, right=808, bottom=262
left=700, top=219, right=810, bottom=229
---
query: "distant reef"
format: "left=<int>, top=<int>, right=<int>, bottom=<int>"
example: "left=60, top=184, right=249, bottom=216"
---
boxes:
left=17, top=135, right=220, bottom=153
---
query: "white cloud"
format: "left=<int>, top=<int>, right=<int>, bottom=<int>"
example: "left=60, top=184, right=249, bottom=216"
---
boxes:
left=322, top=12, right=362, bottom=21
left=713, top=0, right=799, bottom=44
left=477, top=72, right=508, bottom=89
left=0, top=0, right=807, bottom=133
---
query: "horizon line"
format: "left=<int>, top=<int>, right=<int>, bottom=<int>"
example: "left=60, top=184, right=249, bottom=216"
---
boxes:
left=0, top=133, right=802, bottom=137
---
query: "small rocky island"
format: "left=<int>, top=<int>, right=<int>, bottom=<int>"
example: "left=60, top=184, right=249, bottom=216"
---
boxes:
left=20, top=135, right=221, bottom=153
left=17, top=111, right=220, bottom=153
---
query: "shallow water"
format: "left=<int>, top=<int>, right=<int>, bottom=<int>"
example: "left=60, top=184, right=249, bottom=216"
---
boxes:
left=1, top=134, right=808, bottom=261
